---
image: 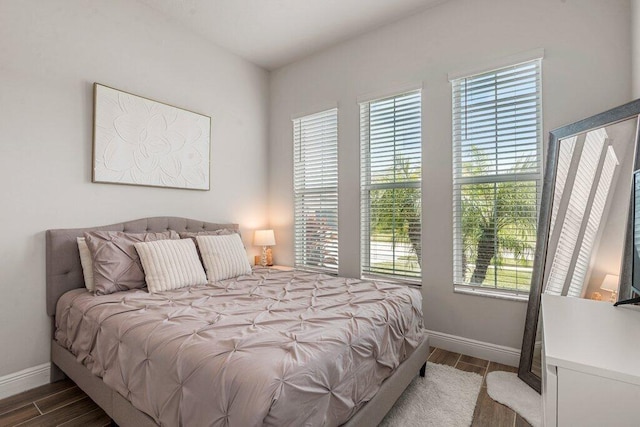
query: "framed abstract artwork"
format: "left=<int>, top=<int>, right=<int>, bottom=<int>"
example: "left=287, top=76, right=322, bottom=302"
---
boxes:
left=92, top=83, right=211, bottom=190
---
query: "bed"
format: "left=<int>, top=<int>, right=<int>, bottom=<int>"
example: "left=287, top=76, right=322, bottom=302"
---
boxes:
left=46, top=217, right=429, bottom=426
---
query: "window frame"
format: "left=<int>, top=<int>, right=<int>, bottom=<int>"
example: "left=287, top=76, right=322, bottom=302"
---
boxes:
left=292, top=108, right=339, bottom=273
left=360, top=90, right=423, bottom=284
left=451, top=59, right=543, bottom=300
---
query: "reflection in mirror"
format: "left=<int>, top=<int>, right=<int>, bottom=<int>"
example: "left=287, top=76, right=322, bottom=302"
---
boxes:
left=528, top=117, right=637, bottom=382
left=519, top=100, right=640, bottom=392
left=545, top=121, right=635, bottom=298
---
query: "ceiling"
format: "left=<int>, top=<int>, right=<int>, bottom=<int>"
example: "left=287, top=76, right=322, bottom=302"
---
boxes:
left=139, top=0, right=446, bottom=70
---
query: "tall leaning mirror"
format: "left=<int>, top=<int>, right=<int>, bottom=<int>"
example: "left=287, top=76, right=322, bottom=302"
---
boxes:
left=518, top=99, right=640, bottom=392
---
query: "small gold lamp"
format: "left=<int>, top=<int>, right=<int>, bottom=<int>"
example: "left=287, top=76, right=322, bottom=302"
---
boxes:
left=254, top=229, right=275, bottom=266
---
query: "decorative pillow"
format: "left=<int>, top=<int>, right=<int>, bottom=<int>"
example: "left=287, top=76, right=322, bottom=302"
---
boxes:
left=179, top=229, right=240, bottom=262
left=196, top=234, right=251, bottom=282
left=77, top=237, right=95, bottom=292
left=178, top=229, right=240, bottom=245
left=134, top=239, right=207, bottom=293
left=84, top=230, right=177, bottom=295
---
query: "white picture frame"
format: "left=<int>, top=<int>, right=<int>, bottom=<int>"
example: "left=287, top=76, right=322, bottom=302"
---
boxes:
left=92, top=83, right=211, bottom=190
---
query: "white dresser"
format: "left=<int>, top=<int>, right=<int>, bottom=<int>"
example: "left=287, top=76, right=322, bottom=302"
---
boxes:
left=541, top=294, right=640, bottom=426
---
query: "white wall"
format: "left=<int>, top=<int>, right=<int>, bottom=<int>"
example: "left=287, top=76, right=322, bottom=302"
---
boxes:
left=0, top=0, right=269, bottom=377
left=633, top=0, right=640, bottom=98
left=269, top=0, right=631, bottom=349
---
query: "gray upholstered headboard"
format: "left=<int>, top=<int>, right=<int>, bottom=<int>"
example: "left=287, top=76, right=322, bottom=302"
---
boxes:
left=46, top=217, right=239, bottom=316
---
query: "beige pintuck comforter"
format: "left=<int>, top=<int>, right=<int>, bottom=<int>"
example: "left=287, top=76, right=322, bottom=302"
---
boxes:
left=55, top=267, right=424, bottom=427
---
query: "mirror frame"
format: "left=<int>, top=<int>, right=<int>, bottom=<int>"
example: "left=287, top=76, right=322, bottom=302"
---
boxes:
left=518, top=99, right=640, bottom=393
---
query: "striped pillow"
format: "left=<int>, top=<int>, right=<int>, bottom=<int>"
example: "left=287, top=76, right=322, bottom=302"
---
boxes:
left=196, top=234, right=251, bottom=282
left=77, top=237, right=95, bottom=292
left=134, top=239, right=207, bottom=293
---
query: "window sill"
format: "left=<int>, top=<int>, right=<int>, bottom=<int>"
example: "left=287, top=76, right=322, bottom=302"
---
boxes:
left=454, top=284, right=529, bottom=302
left=294, top=266, right=339, bottom=276
left=362, top=273, right=422, bottom=287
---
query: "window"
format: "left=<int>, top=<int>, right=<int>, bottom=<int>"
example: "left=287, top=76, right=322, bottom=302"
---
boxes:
left=360, top=90, right=422, bottom=281
left=452, top=59, right=542, bottom=297
left=293, top=108, right=338, bottom=272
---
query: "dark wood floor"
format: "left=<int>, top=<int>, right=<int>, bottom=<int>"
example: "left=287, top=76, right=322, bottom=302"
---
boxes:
left=0, top=348, right=531, bottom=426
left=0, top=379, right=110, bottom=427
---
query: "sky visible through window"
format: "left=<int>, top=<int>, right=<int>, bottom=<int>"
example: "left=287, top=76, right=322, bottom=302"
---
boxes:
left=458, top=63, right=539, bottom=178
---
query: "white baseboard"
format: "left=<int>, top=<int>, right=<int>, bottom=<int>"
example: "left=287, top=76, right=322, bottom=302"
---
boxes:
left=426, top=329, right=521, bottom=367
left=0, top=363, right=51, bottom=400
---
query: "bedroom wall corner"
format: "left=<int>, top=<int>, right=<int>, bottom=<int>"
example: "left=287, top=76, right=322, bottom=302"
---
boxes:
left=0, top=0, right=270, bottom=382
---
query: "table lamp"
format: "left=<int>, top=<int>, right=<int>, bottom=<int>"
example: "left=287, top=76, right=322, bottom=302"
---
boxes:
left=600, top=274, right=619, bottom=303
left=254, top=229, right=275, bottom=266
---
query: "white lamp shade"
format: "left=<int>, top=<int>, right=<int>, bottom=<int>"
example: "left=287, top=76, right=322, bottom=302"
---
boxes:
left=600, top=274, right=619, bottom=293
left=254, top=229, right=275, bottom=246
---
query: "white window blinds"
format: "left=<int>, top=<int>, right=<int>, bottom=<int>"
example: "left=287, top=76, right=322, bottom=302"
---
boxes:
left=360, top=90, right=422, bottom=281
left=452, top=59, right=542, bottom=295
left=293, top=109, right=339, bottom=272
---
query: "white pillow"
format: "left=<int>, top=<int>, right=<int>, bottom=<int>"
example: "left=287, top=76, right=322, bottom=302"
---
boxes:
left=77, top=237, right=95, bottom=292
left=134, top=238, right=207, bottom=293
left=196, top=234, right=251, bottom=282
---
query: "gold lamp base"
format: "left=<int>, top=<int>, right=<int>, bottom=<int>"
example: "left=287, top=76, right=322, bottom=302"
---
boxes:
left=259, top=246, right=273, bottom=267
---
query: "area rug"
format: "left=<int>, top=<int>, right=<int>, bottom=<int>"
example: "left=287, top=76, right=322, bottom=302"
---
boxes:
left=486, top=371, right=541, bottom=427
left=379, top=363, right=483, bottom=427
